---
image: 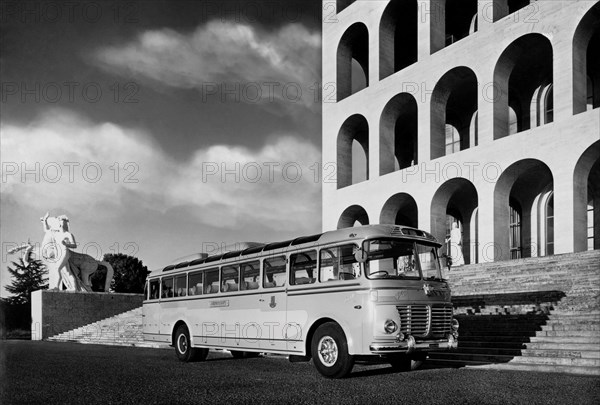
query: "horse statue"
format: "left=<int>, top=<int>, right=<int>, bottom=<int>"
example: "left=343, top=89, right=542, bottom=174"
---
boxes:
left=8, top=213, right=114, bottom=292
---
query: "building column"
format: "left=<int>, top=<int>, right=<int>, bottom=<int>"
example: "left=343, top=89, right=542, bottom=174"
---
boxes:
left=553, top=166, right=577, bottom=254
left=477, top=182, right=497, bottom=263
left=553, top=29, right=575, bottom=121
left=477, top=0, right=495, bottom=32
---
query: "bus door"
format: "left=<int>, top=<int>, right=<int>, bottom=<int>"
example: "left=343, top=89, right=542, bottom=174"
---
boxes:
left=286, top=250, right=318, bottom=352
left=258, top=255, right=288, bottom=352
left=143, top=278, right=163, bottom=342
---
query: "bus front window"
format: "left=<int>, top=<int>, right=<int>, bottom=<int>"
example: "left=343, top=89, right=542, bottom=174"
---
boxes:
left=416, top=243, right=442, bottom=280
left=364, top=239, right=419, bottom=279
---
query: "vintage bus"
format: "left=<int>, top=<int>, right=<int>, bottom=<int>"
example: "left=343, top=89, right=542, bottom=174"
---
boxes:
left=142, top=224, right=458, bottom=378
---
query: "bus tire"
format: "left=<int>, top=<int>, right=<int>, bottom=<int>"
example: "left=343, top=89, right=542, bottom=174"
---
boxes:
left=311, top=322, right=354, bottom=378
left=175, top=325, right=207, bottom=362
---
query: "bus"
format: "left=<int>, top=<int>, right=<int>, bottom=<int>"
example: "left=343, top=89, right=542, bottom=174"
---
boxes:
left=142, top=224, right=459, bottom=378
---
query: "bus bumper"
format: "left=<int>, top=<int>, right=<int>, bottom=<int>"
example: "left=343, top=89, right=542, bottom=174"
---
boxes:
left=369, top=334, right=458, bottom=354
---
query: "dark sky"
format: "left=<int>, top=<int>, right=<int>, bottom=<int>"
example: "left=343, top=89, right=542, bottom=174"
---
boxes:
left=1, top=0, right=324, bottom=293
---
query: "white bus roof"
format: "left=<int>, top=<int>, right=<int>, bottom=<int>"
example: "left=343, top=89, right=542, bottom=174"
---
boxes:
left=152, top=224, right=440, bottom=275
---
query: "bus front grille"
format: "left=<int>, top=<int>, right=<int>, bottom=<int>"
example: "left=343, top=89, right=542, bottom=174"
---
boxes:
left=396, top=304, right=453, bottom=338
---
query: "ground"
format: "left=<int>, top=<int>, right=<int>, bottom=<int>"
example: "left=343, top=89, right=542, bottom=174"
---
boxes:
left=1, top=341, right=599, bottom=404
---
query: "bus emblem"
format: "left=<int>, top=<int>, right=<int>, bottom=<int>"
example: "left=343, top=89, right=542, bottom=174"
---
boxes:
left=269, top=296, right=277, bottom=308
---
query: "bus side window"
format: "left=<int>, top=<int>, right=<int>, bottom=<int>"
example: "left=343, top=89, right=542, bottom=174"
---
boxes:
left=263, top=256, right=286, bottom=288
left=290, top=250, right=317, bottom=285
left=319, top=244, right=359, bottom=282
left=221, top=265, right=239, bottom=292
left=240, top=260, right=260, bottom=290
left=162, top=276, right=174, bottom=298
left=204, top=268, right=219, bottom=294
left=175, top=275, right=187, bottom=297
left=149, top=279, right=160, bottom=299
left=188, top=271, right=203, bottom=296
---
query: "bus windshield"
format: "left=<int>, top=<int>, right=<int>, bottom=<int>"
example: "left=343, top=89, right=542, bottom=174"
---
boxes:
left=363, top=238, right=442, bottom=280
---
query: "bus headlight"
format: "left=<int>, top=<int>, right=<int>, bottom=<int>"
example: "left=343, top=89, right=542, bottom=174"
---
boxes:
left=451, top=318, right=459, bottom=331
left=384, top=319, right=398, bottom=334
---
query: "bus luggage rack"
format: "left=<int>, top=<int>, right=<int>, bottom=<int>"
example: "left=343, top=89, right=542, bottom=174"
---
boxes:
left=396, top=304, right=453, bottom=338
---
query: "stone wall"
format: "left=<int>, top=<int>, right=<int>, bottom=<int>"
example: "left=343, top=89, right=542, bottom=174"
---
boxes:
left=31, top=290, right=143, bottom=340
left=445, top=250, right=600, bottom=313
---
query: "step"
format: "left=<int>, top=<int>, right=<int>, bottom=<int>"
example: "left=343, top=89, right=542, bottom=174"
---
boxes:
left=542, top=323, right=600, bottom=331
left=428, top=351, right=515, bottom=364
left=522, top=348, right=600, bottom=359
left=460, top=362, right=600, bottom=376
left=532, top=332, right=600, bottom=341
left=510, top=356, right=600, bottom=367
left=459, top=341, right=527, bottom=349
left=525, top=341, right=600, bottom=351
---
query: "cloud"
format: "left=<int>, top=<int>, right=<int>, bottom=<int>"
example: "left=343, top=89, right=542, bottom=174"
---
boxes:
left=92, top=21, right=321, bottom=110
left=0, top=109, right=321, bottom=231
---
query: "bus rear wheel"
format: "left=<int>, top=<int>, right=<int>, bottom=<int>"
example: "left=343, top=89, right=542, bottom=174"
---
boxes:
left=311, top=322, right=354, bottom=378
left=175, top=324, right=208, bottom=362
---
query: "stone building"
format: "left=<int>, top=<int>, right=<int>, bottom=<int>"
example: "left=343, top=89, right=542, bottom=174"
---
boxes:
left=322, top=0, right=599, bottom=264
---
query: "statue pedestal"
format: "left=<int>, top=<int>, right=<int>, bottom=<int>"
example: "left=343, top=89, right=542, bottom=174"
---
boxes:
left=31, top=290, right=143, bottom=340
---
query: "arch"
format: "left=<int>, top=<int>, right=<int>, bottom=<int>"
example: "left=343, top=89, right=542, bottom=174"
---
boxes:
left=493, top=34, right=553, bottom=139
left=431, top=178, right=479, bottom=264
left=337, top=23, right=369, bottom=101
left=573, top=141, right=600, bottom=251
left=445, top=0, right=478, bottom=46
left=573, top=2, right=600, bottom=114
left=380, top=93, right=418, bottom=175
left=530, top=83, right=553, bottom=128
left=508, top=0, right=530, bottom=14
left=338, top=205, right=369, bottom=229
left=337, top=114, right=369, bottom=189
left=337, top=0, right=356, bottom=14
left=431, top=66, right=478, bottom=159
left=494, top=159, right=554, bottom=261
left=489, top=1, right=531, bottom=23
left=379, top=0, right=418, bottom=79
left=379, top=193, right=418, bottom=228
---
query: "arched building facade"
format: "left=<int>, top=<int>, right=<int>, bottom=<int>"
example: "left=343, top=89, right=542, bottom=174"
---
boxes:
left=323, top=0, right=600, bottom=264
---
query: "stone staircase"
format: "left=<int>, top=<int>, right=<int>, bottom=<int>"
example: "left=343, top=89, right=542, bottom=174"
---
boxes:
left=47, top=307, right=169, bottom=349
left=428, top=250, right=600, bottom=375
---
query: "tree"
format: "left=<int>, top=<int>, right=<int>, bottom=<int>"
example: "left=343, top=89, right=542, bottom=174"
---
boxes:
left=101, top=253, right=149, bottom=294
left=4, top=252, right=48, bottom=305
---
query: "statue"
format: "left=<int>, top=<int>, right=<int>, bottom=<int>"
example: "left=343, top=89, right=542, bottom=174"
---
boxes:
left=446, top=222, right=465, bottom=267
left=9, top=213, right=114, bottom=292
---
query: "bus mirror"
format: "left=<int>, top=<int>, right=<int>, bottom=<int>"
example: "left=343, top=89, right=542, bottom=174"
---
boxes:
left=354, top=248, right=368, bottom=263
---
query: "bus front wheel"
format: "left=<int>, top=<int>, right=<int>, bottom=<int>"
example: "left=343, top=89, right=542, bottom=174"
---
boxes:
left=311, top=322, right=354, bottom=378
left=175, top=324, right=208, bottom=362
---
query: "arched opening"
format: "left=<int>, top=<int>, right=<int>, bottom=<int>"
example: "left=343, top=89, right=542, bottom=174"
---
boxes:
left=445, top=0, right=478, bottom=46
left=494, top=159, right=554, bottom=261
left=573, top=2, right=600, bottom=114
left=494, top=34, right=553, bottom=139
left=337, top=114, right=369, bottom=189
left=431, top=67, right=478, bottom=159
left=379, top=0, right=418, bottom=79
left=337, top=23, right=369, bottom=101
left=431, top=178, right=479, bottom=265
left=337, top=0, right=356, bottom=14
left=508, top=0, right=530, bottom=14
left=380, top=93, right=418, bottom=175
left=338, top=205, right=369, bottom=229
left=379, top=193, right=418, bottom=228
left=573, top=141, right=600, bottom=251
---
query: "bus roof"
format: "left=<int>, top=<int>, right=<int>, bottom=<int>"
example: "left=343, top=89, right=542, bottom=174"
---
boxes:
left=154, top=224, right=440, bottom=275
